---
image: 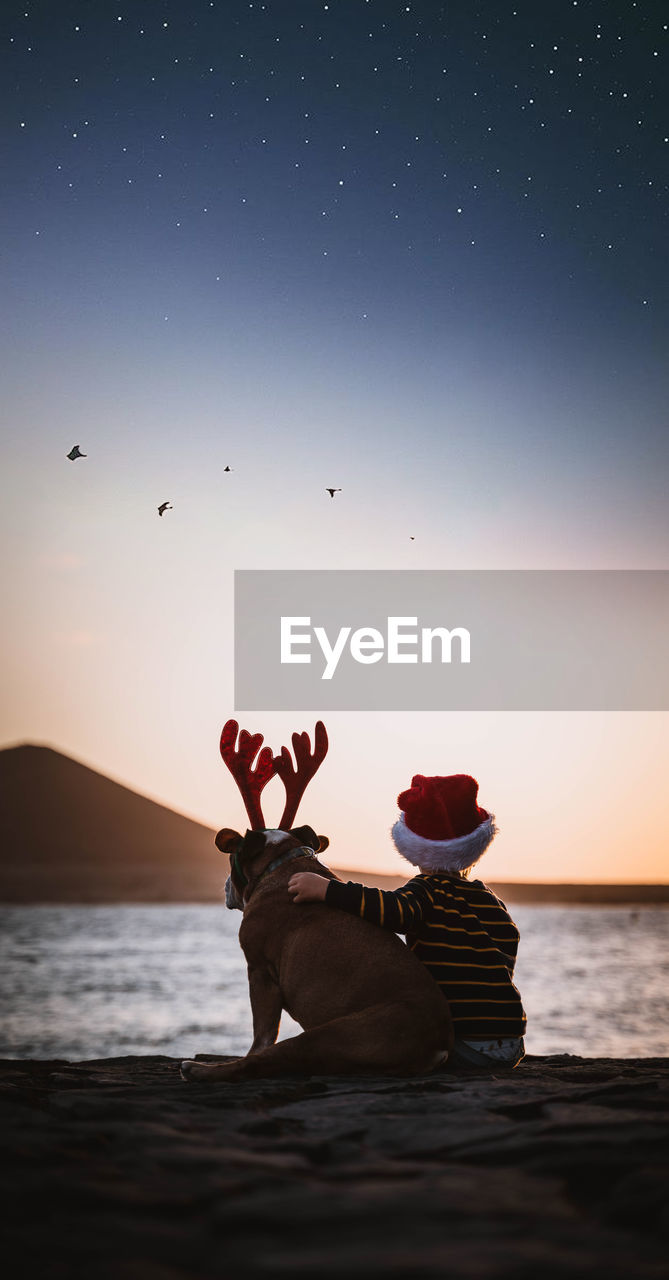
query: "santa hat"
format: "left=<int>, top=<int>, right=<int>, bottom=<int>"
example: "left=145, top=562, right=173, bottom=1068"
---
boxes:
left=391, top=774, right=497, bottom=874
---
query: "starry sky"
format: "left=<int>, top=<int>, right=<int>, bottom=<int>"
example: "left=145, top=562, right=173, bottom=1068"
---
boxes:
left=1, top=1, right=667, bottom=882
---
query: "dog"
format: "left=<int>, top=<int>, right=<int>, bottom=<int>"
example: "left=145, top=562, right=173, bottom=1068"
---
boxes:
left=180, top=825, right=453, bottom=1083
left=180, top=722, right=452, bottom=1083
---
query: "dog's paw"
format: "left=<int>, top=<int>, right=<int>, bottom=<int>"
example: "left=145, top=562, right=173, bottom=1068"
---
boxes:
left=180, top=1059, right=207, bottom=1083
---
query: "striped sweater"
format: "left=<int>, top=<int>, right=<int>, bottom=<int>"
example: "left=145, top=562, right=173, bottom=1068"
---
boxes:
left=325, top=873, right=526, bottom=1039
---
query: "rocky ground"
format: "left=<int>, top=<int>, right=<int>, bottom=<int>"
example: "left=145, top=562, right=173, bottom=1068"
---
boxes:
left=1, top=1054, right=668, bottom=1279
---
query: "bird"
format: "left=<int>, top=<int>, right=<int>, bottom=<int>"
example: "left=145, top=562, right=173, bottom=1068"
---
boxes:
left=224, top=465, right=233, bottom=472
left=67, top=445, right=87, bottom=461
left=409, top=536, right=415, bottom=541
left=326, top=488, right=342, bottom=498
left=158, top=502, right=172, bottom=517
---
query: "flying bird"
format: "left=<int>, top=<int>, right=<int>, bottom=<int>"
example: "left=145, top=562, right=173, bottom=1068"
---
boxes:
left=67, top=445, right=87, bottom=461
left=158, top=502, right=172, bottom=517
left=326, top=488, right=342, bottom=498
left=409, top=536, right=415, bottom=541
left=224, top=466, right=233, bottom=472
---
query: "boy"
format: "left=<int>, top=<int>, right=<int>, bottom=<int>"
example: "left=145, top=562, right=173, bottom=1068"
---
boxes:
left=289, top=772, right=526, bottom=1070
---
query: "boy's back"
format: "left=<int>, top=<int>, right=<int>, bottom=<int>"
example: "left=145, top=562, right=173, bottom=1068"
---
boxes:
left=325, top=872, right=526, bottom=1041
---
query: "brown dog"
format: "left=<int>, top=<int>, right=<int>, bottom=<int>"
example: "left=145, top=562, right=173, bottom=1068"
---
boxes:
left=180, top=722, right=452, bottom=1083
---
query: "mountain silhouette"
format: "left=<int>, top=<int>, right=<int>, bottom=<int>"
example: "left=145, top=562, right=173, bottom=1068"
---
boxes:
left=0, top=743, right=222, bottom=903
left=1, top=744, right=665, bottom=905
left=0, top=743, right=407, bottom=904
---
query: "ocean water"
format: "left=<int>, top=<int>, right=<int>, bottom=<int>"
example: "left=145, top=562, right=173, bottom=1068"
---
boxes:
left=0, top=904, right=667, bottom=1061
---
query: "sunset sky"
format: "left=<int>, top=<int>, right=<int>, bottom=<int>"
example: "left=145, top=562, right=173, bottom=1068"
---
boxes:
left=1, top=1, right=667, bottom=882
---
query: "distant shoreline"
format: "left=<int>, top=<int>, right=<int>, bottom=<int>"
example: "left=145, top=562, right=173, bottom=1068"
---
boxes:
left=3, top=745, right=668, bottom=907
left=2, top=878, right=668, bottom=907
left=340, top=874, right=669, bottom=905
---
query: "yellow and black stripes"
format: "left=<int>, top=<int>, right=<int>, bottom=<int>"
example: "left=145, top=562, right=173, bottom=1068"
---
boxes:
left=325, top=873, right=526, bottom=1039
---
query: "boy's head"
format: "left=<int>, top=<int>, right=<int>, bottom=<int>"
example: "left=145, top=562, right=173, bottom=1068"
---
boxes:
left=391, top=774, right=497, bottom=876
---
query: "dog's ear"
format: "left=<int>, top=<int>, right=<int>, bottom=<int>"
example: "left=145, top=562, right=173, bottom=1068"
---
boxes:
left=242, top=829, right=267, bottom=859
left=215, top=828, right=243, bottom=854
left=290, top=824, right=328, bottom=853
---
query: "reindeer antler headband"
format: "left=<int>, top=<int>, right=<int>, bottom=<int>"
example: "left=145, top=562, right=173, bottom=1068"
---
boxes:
left=219, top=719, right=328, bottom=830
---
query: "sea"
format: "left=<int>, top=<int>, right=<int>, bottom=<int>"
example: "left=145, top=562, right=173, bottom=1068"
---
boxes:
left=1, top=904, right=668, bottom=1061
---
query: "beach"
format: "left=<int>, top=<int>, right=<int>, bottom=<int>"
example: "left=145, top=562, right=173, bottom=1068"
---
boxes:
left=2, top=1052, right=667, bottom=1278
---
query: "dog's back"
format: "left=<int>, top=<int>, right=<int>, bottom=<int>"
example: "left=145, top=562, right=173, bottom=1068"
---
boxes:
left=240, top=868, right=450, bottom=1049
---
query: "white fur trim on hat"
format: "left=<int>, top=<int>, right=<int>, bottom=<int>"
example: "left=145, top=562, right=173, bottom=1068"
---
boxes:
left=391, top=812, right=497, bottom=873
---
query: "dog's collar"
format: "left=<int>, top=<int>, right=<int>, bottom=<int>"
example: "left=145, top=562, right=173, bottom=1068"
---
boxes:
left=255, top=845, right=317, bottom=887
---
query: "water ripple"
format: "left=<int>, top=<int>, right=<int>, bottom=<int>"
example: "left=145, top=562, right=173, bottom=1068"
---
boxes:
left=0, top=904, right=667, bottom=1060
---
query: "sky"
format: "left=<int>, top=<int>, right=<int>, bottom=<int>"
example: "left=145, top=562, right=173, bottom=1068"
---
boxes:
left=1, top=0, right=667, bottom=882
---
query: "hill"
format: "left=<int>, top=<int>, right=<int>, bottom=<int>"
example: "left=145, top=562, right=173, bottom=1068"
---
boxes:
left=0, top=744, right=221, bottom=902
left=1, top=744, right=667, bottom=904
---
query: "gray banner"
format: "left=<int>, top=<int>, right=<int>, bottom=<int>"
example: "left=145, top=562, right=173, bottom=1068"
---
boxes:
left=234, top=570, right=669, bottom=711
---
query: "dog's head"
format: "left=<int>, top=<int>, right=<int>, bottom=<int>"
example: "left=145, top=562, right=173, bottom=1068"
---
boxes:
left=215, top=826, right=330, bottom=910
left=215, top=720, right=330, bottom=908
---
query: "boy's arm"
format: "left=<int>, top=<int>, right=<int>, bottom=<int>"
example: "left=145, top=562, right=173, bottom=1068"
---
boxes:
left=326, top=878, right=431, bottom=933
left=289, top=872, right=432, bottom=934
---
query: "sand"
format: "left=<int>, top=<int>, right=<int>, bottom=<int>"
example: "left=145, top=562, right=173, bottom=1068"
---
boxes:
left=2, top=1053, right=667, bottom=1278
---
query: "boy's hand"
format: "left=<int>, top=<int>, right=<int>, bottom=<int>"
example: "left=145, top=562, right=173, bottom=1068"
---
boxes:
left=289, top=872, right=329, bottom=904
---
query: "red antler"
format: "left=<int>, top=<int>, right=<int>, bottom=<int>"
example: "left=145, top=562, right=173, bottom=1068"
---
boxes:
left=220, top=720, right=276, bottom=830
left=275, top=721, right=329, bottom=830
